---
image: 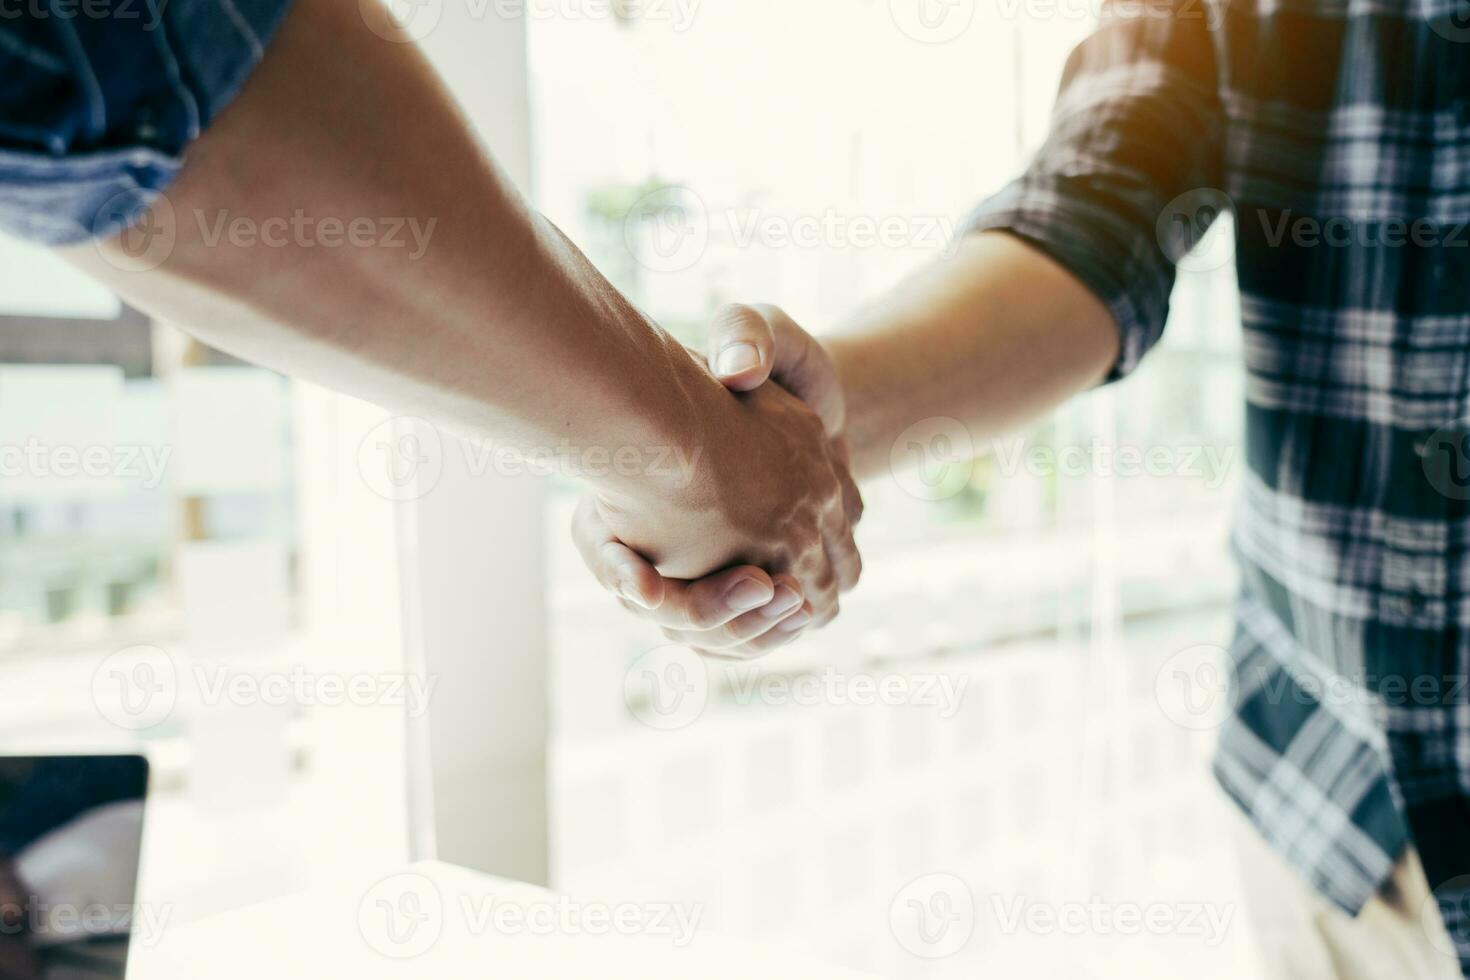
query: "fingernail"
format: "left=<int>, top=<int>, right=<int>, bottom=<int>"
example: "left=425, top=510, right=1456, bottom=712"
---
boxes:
left=761, top=585, right=802, bottom=618
left=777, top=610, right=812, bottom=632
left=725, top=576, right=774, bottom=612
left=715, top=342, right=761, bottom=378
left=618, top=565, right=653, bottom=609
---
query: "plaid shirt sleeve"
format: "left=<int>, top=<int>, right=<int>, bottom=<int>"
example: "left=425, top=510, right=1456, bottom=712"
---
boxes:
left=964, top=1, right=1226, bottom=381
left=0, top=0, right=294, bottom=245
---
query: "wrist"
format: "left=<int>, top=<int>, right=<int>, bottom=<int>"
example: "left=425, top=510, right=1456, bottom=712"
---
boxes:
left=822, top=334, right=886, bottom=480
left=588, top=330, right=731, bottom=511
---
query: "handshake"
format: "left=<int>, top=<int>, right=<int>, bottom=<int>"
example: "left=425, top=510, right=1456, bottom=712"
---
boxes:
left=571, top=303, right=864, bottom=658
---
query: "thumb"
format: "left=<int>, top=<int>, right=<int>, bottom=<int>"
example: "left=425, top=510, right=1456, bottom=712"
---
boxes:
left=707, top=303, right=776, bottom=391
left=709, top=303, right=845, bottom=437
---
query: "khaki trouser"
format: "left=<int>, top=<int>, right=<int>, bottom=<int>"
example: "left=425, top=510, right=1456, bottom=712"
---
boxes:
left=1234, top=812, right=1462, bottom=980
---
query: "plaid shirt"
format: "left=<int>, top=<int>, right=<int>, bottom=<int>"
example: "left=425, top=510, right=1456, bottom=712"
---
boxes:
left=0, top=0, right=292, bottom=245
left=967, top=0, right=1470, bottom=971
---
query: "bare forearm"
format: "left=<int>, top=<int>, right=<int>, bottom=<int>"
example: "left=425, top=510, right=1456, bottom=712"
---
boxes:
left=826, top=232, right=1119, bottom=479
left=60, top=0, right=712, bottom=496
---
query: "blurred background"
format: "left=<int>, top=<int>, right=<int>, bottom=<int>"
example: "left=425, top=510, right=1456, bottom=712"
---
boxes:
left=0, top=1, right=1254, bottom=976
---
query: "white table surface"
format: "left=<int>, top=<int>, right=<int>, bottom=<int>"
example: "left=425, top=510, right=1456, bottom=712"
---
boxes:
left=131, top=860, right=876, bottom=979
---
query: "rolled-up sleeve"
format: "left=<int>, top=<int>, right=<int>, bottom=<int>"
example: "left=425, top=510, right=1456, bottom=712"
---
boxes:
left=0, top=0, right=294, bottom=246
left=965, top=1, right=1225, bottom=381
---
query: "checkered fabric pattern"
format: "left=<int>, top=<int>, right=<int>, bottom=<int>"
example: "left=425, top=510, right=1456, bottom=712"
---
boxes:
left=966, top=0, right=1470, bottom=971
left=0, top=0, right=293, bottom=245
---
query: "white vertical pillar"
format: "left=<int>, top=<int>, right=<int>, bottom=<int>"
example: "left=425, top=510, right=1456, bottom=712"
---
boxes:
left=409, top=8, right=550, bottom=885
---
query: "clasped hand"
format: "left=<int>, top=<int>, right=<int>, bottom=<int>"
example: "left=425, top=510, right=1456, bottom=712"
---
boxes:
left=573, top=304, right=861, bottom=657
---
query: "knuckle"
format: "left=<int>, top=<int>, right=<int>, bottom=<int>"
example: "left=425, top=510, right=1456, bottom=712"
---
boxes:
left=710, top=302, right=760, bottom=336
left=686, top=599, right=725, bottom=632
left=806, top=589, right=838, bottom=619
left=738, top=638, right=781, bottom=658
left=756, top=629, right=800, bottom=653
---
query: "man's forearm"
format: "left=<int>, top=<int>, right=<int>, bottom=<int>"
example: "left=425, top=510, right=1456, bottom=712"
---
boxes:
left=825, top=232, right=1120, bottom=479
left=60, top=0, right=715, bottom=498
left=56, top=0, right=863, bottom=607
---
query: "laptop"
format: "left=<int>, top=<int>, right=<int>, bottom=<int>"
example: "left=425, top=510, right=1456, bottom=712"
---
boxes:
left=0, top=756, right=150, bottom=980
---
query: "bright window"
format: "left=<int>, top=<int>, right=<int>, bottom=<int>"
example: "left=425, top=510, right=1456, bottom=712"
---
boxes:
left=530, top=5, right=1251, bottom=977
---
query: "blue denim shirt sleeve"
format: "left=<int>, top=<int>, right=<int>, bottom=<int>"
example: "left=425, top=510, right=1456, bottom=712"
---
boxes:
left=0, top=0, right=295, bottom=245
